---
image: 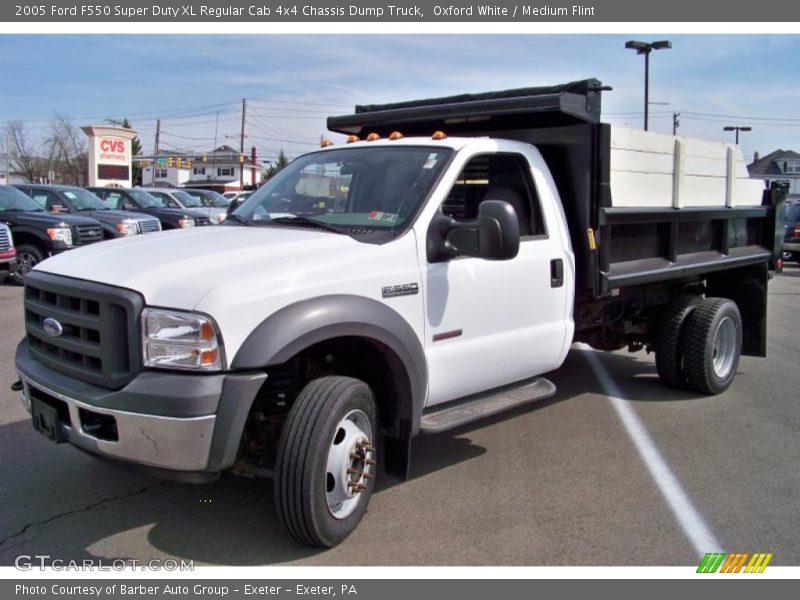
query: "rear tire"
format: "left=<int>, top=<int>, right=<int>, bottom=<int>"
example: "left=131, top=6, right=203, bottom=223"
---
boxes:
left=683, top=298, right=742, bottom=395
left=654, top=295, right=700, bottom=389
left=274, top=376, right=378, bottom=547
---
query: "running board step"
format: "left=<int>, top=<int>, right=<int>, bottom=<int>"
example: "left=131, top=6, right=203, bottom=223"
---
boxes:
left=420, top=377, right=557, bottom=434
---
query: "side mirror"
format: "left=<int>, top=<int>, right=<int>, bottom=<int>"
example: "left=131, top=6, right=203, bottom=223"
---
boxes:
left=227, top=198, right=243, bottom=216
left=427, top=200, right=520, bottom=263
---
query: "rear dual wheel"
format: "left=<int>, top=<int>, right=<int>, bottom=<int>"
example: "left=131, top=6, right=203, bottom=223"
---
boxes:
left=655, top=296, right=742, bottom=395
left=682, top=298, right=743, bottom=395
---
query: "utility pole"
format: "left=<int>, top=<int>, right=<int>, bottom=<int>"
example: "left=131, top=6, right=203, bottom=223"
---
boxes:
left=673, top=112, right=680, bottom=135
left=152, top=118, right=161, bottom=188
left=240, top=98, right=246, bottom=190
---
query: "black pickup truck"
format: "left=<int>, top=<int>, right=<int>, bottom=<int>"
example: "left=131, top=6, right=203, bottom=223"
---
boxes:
left=15, top=184, right=162, bottom=239
left=0, top=185, right=103, bottom=283
left=87, top=187, right=212, bottom=229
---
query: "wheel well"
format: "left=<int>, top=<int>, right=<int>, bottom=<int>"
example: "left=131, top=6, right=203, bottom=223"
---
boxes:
left=9, top=231, right=45, bottom=250
left=238, top=336, right=413, bottom=479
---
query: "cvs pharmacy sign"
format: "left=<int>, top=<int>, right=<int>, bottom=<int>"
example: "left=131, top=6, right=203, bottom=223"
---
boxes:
left=97, top=137, right=129, bottom=162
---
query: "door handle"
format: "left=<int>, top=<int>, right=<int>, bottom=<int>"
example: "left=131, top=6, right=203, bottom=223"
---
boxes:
left=550, top=258, right=564, bottom=288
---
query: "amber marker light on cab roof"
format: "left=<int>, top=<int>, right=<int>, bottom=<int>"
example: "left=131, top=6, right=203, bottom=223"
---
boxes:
left=346, top=135, right=360, bottom=143
left=432, top=131, right=448, bottom=140
left=366, top=133, right=381, bottom=141
left=389, top=131, right=404, bottom=140
left=320, top=139, right=334, bottom=148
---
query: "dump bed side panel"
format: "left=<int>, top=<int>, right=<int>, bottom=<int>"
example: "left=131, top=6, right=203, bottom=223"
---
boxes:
left=608, top=126, right=763, bottom=209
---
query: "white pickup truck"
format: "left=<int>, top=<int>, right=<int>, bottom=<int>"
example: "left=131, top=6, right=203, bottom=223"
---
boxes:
left=14, top=80, right=785, bottom=547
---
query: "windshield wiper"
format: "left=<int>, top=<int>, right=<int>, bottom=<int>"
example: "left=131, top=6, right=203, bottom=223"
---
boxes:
left=270, top=216, right=346, bottom=234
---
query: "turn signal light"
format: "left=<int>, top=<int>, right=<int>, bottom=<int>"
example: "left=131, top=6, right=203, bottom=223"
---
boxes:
left=432, top=131, right=447, bottom=140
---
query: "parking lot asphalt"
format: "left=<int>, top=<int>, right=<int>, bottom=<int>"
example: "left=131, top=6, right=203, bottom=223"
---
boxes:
left=0, top=268, right=798, bottom=567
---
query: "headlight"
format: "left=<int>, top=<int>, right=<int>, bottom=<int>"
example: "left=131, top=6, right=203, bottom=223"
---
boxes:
left=116, top=220, right=139, bottom=236
left=46, top=227, right=73, bottom=246
left=178, top=218, right=195, bottom=229
left=141, top=308, right=224, bottom=371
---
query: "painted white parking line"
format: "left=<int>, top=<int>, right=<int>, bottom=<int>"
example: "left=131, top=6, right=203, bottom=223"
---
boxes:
left=581, top=346, right=722, bottom=558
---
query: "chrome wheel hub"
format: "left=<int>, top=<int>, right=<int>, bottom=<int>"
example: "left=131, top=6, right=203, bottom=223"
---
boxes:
left=712, top=316, right=737, bottom=378
left=325, top=409, right=375, bottom=520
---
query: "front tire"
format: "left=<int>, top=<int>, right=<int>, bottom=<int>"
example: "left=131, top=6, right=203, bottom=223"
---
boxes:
left=683, top=298, right=742, bottom=395
left=274, top=376, right=378, bottom=547
left=11, top=244, right=44, bottom=284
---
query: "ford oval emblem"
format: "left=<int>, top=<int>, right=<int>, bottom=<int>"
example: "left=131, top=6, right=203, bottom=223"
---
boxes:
left=42, top=317, right=63, bottom=337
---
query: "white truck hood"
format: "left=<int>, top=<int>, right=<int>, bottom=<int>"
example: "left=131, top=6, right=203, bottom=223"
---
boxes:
left=34, top=225, right=368, bottom=309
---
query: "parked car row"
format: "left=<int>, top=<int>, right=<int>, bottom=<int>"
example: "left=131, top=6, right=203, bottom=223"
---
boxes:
left=0, top=184, right=235, bottom=283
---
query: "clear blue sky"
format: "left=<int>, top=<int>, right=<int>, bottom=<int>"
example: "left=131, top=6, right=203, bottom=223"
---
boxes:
left=1, top=34, right=798, bottom=163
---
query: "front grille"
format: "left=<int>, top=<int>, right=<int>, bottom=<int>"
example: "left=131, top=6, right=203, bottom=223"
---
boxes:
left=195, top=216, right=212, bottom=227
left=138, top=219, right=161, bottom=234
left=73, top=224, right=104, bottom=246
left=0, top=226, right=11, bottom=252
left=24, top=271, right=144, bottom=389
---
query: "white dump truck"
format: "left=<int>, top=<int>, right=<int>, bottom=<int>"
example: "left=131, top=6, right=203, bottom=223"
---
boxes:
left=14, top=80, right=785, bottom=547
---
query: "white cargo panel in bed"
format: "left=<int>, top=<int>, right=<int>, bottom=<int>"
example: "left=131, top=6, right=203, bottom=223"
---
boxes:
left=609, top=127, right=764, bottom=209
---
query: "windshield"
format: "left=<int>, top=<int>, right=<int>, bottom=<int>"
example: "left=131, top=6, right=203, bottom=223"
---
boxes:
left=233, top=146, right=452, bottom=236
left=129, top=189, right=165, bottom=208
left=172, top=190, right=203, bottom=208
left=63, top=188, right=109, bottom=211
left=204, top=190, right=230, bottom=207
left=0, top=186, right=44, bottom=212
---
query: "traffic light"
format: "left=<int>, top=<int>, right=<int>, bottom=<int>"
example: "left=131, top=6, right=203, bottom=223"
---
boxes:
left=239, top=154, right=245, bottom=163
left=176, top=157, right=183, bottom=168
left=186, top=160, right=193, bottom=169
left=202, top=154, right=208, bottom=162
left=166, top=157, right=174, bottom=168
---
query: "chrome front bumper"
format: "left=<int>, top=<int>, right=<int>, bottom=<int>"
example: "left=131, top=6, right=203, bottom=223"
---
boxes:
left=18, top=374, right=216, bottom=472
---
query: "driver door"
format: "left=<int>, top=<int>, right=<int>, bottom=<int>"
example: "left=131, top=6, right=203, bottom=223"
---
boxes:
left=422, top=149, right=572, bottom=406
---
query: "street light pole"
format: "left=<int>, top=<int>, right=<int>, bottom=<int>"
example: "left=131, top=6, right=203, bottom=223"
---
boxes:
left=723, top=126, right=752, bottom=145
left=625, top=40, right=672, bottom=131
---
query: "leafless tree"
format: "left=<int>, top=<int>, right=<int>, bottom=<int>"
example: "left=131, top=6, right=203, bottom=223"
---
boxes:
left=48, top=113, right=88, bottom=185
left=3, top=120, right=54, bottom=183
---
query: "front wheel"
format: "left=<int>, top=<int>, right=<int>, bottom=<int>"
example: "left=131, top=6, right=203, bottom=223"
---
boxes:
left=274, top=376, right=378, bottom=547
left=682, top=298, right=743, bottom=395
left=11, top=244, right=45, bottom=284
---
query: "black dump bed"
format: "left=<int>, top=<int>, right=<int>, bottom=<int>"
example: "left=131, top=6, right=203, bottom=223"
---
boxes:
left=328, top=80, right=785, bottom=298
